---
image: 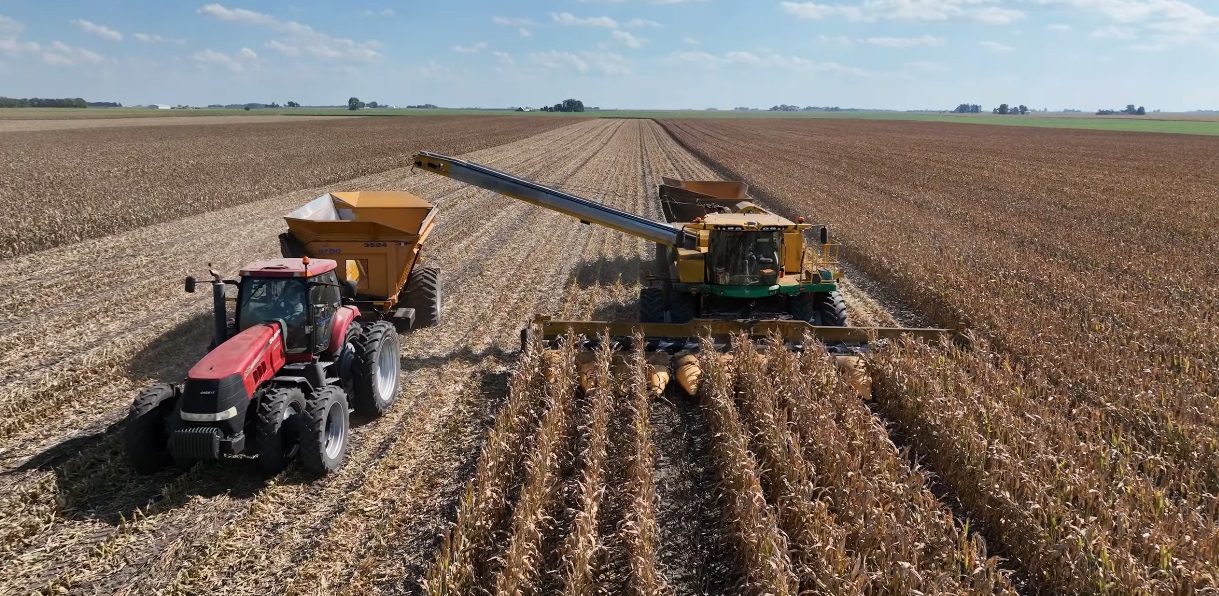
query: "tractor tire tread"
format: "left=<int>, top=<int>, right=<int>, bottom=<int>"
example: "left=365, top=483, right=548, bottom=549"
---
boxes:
left=256, top=386, right=306, bottom=475
left=352, top=321, right=401, bottom=417
left=815, top=290, right=849, bottom=327
left=124, top=383, right=177, bottom=475
left=300, top=386, right=349, bottom=475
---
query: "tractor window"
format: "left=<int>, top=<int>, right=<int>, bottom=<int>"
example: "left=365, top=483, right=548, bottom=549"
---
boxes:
left=708, top=231, right=781, bottom=286
left=309, top=271, right=342, bottom=352
left=237, top=277, right=309, bottom=351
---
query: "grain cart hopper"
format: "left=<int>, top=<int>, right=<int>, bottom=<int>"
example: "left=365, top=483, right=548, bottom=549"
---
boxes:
left=410, top=151, right=958, bottom=397
left=124, top=257, right=404, bottom=477
left=278, top=191, right=441, bottom=332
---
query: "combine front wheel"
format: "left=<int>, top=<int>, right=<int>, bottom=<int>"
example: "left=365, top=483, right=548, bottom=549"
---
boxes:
left=300, top=387, right=350, bottom=475
left=352, top=321, right=401, bottom=417
left=639, top=287, right=666, bottom=323
left=124, top=383, right=179, bottom=474
left=815, top=291, right=849, bottom=326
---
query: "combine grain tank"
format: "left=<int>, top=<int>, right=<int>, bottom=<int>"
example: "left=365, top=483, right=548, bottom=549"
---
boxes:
left=279, top=191, right=442, bottom=331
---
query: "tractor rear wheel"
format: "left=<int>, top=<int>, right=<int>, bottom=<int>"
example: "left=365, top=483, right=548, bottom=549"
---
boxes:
left=124, top=383, right=178, bottom=475
left=256, top=387, right=307, bottom=475
left=815, top=291, right=849, bottom=327
left=669, top=291, right=698, bottom=324
left=352, top=321, right=401, bottom=417
left=639, top=287, right=665, bottom=323
left=300, top=386, right=350, bottom=475
left=399, top=265, right=442, bottom=330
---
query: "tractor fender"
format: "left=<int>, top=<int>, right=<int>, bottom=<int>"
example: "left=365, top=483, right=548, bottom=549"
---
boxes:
left=327, top=306, right=360, bottom=355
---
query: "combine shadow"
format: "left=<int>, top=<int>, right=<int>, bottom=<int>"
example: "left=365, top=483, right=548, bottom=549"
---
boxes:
left=568, top=253, right=653, bottom=290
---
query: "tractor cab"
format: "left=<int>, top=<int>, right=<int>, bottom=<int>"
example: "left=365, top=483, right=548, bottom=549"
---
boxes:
left=235, top=258, right=344, bottom=356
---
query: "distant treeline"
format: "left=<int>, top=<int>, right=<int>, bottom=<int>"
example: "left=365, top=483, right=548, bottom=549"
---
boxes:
left=0, top=96, right=120, bottom=107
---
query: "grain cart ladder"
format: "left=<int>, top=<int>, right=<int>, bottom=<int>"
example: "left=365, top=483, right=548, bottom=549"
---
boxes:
left=411, top=151, right=959, bottom=396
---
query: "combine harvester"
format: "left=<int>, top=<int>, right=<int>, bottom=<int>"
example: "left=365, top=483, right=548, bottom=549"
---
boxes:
left=124, top=191, right=441, bottom=476
left=412, top=151, right=956, bottom=397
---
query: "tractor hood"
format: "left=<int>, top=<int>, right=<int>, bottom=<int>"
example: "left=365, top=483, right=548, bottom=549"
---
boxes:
left=189, top=323, right=286, bottom=396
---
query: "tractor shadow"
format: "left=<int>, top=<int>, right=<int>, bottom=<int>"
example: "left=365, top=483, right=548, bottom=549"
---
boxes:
left=126, top=311, right=213, bottom=381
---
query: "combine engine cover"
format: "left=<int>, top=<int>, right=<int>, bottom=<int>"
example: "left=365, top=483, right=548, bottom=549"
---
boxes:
left=172, top=323, right=286, bottom=460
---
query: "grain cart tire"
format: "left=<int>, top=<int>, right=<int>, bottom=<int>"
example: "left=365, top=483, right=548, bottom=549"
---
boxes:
left=352, top=321, right=401, bottom=417
left=300, top=386, right=350, bottom=475
left=256, top=387, right=307, bottom=475
left=400, top=265, right=442, bottom=329
left=669, top=291, right=698, bottom=324
left=125, top=383, right=179, bottom=475
left=815, top=291, right=849, bottom=327
left=639, top=287, right=666, bottom=323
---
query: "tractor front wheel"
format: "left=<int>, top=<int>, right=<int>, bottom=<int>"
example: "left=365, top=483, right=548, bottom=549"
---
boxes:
left=124, top=383, right=179, bottom=474
left=256, top=387, right=307, bottom=475
left=352, top=321, right=401, bottom=418
left=300, top=387, right=350, bottom=475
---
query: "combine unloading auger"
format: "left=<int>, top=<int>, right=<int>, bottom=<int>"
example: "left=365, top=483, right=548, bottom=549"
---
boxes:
left=412, top=151, right=961, bottom=397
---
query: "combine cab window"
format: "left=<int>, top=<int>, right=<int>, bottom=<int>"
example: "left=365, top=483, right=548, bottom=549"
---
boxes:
left=237, top=277, right=309, bottom=351
left=708, top=231, right=781, bottom=286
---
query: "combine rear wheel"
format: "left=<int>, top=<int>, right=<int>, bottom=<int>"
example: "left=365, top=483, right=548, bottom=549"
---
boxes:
left=256, top=387, right=307, bottom=475
left=300, top=386, right=350, bottom=475
left=399, top=265, right=442, bottom=330
left=352, top=321, right=401, bottom=417
left=639, top=287, right=666, bottom=323
left=124, top=383, right=179, bottom=474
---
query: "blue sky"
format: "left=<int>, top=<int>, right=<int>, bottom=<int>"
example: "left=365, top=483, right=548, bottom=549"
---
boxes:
left=0, top=0, right=1215, bottom=110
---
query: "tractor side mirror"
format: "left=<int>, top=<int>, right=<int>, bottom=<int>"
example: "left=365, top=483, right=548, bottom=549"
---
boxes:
left=185, top=276, right=197, bottom=293
left=819, top=225, right=829, bottom=245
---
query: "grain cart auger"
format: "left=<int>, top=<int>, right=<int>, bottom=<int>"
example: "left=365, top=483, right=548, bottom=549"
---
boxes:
left=411, top=151, right=959, bottom=397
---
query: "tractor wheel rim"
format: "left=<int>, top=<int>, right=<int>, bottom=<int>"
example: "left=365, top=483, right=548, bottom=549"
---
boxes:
left=376, top=338, right=398, bottom=399
left=324, top=403, right=345, bottom=459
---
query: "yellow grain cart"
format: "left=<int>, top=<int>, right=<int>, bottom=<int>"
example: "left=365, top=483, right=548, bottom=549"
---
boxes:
left=279, top=191, right=441, bottom=331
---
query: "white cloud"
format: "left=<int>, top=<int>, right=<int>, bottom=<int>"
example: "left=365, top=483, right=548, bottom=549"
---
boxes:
left=133, top=33, right=184, bottom=43
left=492, top=16, right=536, bottom=26
left=453, top=41, right=489, bottom=53
left=519, top=28, right=533, bottom=37
left=683, top=36, right=700, bottom=45
left=612, top=30, right=648, bottom=48
left=1090, top=25, right=1138, bottom=39
left=905, top=60, right=949, bottom=72
left=814, top=61, right=872, bottom=76
left=531, top=50, right=631, bottom=75
left=192, top=47, right=259, bottom=71
left=44, top=40, right=106, bottom=66
left=625, top=18, right=663, bottom=27
left=71, top=19, right=123, bottom=41
left=265, top=39, right=300, bottom=56
left=199, top=3, right=381, bottom=62
left=780, top=0, right=1022, bottom=23
left=668, top=49, right=869, bottom=75
left=1048, top=23, right=1072, bottom=31
left=1034, top=0, right=1219, bottom=47
left=863, top=34, right=946, bottom=47
left=551, top=12, right=620, bottom=27
left=1, top=15, right=41, bottom=56
left=0, top=14, right=22, bottom=36
left=362, top=8, right=395, bottom=17
left=818, top=34, right=854, bottom=45
left=980, top=40, right=1015, bottom=52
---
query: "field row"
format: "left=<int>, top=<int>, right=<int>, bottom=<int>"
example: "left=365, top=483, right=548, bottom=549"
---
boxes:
left=0, top=115, right=574, bottom=257
left=662, top=117, right=1219, bottom=592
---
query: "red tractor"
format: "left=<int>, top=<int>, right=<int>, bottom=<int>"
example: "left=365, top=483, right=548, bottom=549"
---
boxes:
left=124, top=257, right=402, bottom=476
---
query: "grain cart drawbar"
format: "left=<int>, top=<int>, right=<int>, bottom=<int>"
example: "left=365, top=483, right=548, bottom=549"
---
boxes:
left=123, top=191, right=441, bottom=476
